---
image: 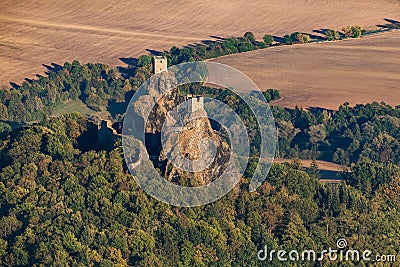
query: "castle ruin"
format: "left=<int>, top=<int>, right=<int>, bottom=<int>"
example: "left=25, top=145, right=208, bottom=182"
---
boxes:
left=97, top=119, right=121, bottom=149
left=185, top=94, right=204, bottom=114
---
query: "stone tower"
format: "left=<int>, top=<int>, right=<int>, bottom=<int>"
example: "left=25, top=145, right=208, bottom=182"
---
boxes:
left=183, top=94, right=206, bottom=119
left=153, top=56, right=167, bottom=74
left=189, top=96, right=204, bottom=113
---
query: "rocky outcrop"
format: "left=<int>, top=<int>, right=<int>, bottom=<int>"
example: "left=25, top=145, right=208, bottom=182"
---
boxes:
left=129, top=70, right=232, bottom=187
left=162, top=115, right=231, bottom=187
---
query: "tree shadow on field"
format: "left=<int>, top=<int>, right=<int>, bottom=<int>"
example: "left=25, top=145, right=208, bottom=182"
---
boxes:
left=119, top=57, right=138, bottom=66
left=146, top=49, right=163, bottom=56
left=313, top=28, right=348, bottom=39
left=42, top=63, right=62, bottom=75
left=272, top=35, right=285, bottom=43
left=201, top=39, right=214, bottom=45
left=185, top=43, right=198, bottom=48
left=9, top=82, right=20, bottom=89
left=384, top=18, right=400, bottom=24
left=210, top=35, right=226, bottom=41
left=312, top=29, right=331, bottom=39
left=308, top=33, right=326, bottom=41
left=118, top=57, right=138, bottom=78
left=377, top=18, right=400, bottom=29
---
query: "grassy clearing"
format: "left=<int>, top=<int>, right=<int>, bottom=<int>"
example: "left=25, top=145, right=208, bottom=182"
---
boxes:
left=52, top=100, right=110, bottom=118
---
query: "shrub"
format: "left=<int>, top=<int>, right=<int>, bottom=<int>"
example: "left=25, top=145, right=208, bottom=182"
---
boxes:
left=301, top=33, right=311, bottom=43
left=243, top=31, right=256, bottom=43
left=351, top=26, right=362, bottom=38
left=137, top=55, right=152, bottom=67
left=284, top=34, right=292, bottom=44
left=238, top=41, right=255, bottom=52
left=263, top=89, right=281, bottom=101
left=325, top=29, right=339, bottom=41
left=342, top=26, right=362, bottom=38
left=263, top=34, right=274, bottom=45
left=284, top=32, right=311, bottom=44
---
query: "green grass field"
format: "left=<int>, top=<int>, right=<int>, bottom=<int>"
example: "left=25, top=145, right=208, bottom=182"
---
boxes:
left=52, top=100, right=110, bottom=118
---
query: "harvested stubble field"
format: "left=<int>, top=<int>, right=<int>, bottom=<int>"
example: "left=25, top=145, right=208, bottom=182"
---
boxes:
left=212, top=30, right=400, bottom=110
left=1, top=0, right=400, bottom=111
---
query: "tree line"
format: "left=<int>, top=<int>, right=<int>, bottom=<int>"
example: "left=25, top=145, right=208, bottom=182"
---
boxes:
left=0, top=24, right=374, bottom=124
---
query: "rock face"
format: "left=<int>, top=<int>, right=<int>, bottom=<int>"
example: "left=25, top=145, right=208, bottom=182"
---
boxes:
left=130, top=70, right=232, bottom=187
left=163, top=115, right=231, bottom=187
left=145, top=89, right=231, bottom=187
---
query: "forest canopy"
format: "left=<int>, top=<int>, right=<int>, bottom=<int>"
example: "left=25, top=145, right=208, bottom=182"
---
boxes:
left=0, top=27, right=399, bottom=266
left=0, top=112, right=399, bottom=266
